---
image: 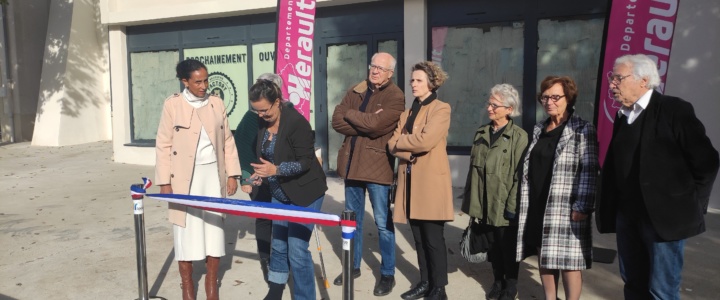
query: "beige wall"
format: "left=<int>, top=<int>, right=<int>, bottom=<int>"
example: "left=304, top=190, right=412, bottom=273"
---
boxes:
left=665, top=0, right=720, bottom=207
left=0, top=1, right=50, bottom=142
left=32, top=0, right=111, bottom=146
left=100, top=0, right=375, bottom=26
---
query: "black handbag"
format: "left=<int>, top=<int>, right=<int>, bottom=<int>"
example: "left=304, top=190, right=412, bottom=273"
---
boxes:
left=459, top=217, right=494, bottom=263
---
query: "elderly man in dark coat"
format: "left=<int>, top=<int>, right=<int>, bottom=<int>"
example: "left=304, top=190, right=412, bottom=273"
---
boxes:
left=597, top=54, right=719, bottom=300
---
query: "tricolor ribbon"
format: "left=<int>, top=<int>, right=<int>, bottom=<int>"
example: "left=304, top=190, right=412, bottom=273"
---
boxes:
left=131, top=178, right=356, bottom=228
left=130, top=177, right=153, bottom=199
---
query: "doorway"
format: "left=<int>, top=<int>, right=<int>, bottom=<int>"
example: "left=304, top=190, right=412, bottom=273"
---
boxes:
left=315, top=34, right=403, bottom=173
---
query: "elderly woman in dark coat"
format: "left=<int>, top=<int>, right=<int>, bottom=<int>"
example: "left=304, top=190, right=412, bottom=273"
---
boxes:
left=516, top=76, right=598, bottom=300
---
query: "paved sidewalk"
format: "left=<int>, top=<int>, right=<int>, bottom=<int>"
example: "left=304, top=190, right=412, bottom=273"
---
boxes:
left=1, top=141, right=718, bottom=299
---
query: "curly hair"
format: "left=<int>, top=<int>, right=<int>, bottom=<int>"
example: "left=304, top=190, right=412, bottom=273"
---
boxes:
left=411, top=61, right=448, bottom=91
left=175, top=59, right=207, bottom=80
left=538, top=75, right=578, bottom=108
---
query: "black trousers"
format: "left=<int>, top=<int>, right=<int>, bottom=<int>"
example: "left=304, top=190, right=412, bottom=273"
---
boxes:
left=253, top=185, right=273, bottom=260
left=409, top=219, right=448, bottom=287
left=488, top=225, right=520, bottom=283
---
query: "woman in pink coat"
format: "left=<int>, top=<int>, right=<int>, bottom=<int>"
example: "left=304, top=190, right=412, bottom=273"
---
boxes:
left=155, top=59, right=241, bottom=300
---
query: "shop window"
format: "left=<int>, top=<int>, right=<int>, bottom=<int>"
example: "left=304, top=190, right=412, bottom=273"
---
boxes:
left=536, top=17, right=605, bottom=123
left=130, top=51, right=179, bottom=142
left=325, top=42, right=368, bottom=171
left=252, top=43, right=276, bottom=81
left=431, top=23, right=524, bottom=147
left=184, top=45, right=250, bottom=129
left=378, top=40, right=404, bottom=82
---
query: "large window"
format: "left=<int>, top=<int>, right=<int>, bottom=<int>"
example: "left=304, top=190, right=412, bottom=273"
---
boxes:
left=428, top=0, right=609, bottom=151
left=536, top=17, right=605, bottom=123
left=126, top=15, right=276, bottom=144
left=432, top=23, right=525, bottom=147
left=130, top=51, right=179, bottom=141
left=184, top=45, right=250, bottom=128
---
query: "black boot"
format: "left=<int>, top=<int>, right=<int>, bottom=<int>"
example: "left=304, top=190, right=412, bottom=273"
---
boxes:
left=499, top=279, right=518, bottom=300
left=401, top=281, right=430, bottom=300
left=263, top=282, right=285, bottom=300
left=486, top=280, right=503, bottom=300
left=424, top=286, right=447, bottom=300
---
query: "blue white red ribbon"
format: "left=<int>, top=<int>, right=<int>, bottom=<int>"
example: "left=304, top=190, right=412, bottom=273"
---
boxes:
left=149, top=193, right=344, bottom=227
left=130, top=177, right=152, bottom=199
left=131, top=178, right=356, bottom=229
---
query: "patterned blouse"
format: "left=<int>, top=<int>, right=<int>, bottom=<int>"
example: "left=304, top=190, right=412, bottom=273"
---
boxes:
left=260, top=130, right=303, bottom=203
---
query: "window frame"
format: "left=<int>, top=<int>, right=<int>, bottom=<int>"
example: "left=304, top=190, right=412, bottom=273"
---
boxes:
left=427, top=0, right=609, bottom=154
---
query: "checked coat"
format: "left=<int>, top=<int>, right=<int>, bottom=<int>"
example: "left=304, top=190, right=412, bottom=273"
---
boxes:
left=516, top=114, right=599, bottom=270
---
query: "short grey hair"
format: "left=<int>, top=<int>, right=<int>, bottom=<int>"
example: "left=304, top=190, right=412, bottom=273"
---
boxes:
left=615, top=54, right=662, bottom=89
left=490, top=83, right=522, bottom=118
left=371, top=52, right=397, bottom=70
left=257, top=73, right=283, bottom=89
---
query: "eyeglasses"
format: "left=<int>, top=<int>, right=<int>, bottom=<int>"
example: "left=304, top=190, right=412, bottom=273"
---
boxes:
left=251, top=101, right=275, bottom=115
left=539, top=95, right=565, bottom=104
left=609, top=74, right=632, bottom=84
left=368, top=64, right=392, bottom=73
left=486, top=102, right=508, bottom=110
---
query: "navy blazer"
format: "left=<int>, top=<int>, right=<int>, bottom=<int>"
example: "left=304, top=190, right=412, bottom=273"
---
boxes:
left=597, top=91, right=719, bottom=241
left=255, top=104, right=327, bottom=207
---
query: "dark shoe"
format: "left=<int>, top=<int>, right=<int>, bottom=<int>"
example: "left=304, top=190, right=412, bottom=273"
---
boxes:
left=263, top=282, right=285, bottom=300
left=373, top=275, right=396, bottom=296
left=178, top=261, right=195, bottom=300
left=498, top=279, right=518, bottom=300
left=498, top=289, right=518, bottom=300
left=400, top=281, right=430, bottom=300
left=486, top=280, right=503, bottom=300
left=332, top=268, right=361, bottom=286
left=424, top=286, right=447, bottom=300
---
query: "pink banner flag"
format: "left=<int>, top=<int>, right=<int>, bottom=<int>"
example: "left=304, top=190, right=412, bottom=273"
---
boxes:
left=597, top=0, right=679, bottom=165
left=275, top=0, right=316, bottom=121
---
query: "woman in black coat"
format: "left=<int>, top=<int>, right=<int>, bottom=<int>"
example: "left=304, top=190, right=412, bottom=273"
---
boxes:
left=246, top=79, right=327, bottom=300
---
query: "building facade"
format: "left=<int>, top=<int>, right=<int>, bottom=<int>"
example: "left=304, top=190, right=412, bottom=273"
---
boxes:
left=7, top=0, right=716, bottom=204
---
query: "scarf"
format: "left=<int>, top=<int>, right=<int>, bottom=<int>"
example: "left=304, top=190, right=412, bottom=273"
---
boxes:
left=182, top=88, right=209, bottom=108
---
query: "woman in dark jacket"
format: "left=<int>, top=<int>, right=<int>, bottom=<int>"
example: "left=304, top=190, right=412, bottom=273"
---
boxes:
left=461, top=83, right=527, bottom=300
left=234, top=73, right=285, bottom=283
left=246, top=79, right=327, bottom=300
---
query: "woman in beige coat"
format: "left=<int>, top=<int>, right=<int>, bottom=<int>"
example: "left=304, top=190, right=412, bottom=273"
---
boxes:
left=155, top=59, right=241, bottom=300
left=389, top=61, right=453, bottom=300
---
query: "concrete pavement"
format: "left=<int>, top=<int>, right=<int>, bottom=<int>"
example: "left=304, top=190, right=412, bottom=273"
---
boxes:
left=1, top=141, right=719, bottom=299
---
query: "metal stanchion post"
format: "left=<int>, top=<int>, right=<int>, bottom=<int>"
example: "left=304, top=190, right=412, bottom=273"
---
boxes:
left=341, top=210, right=356, bottom=300
left=131, top=183, right=165, bottom=300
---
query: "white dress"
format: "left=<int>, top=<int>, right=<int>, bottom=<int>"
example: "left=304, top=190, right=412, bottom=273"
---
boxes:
left=173, top=93, right=226, bottom=261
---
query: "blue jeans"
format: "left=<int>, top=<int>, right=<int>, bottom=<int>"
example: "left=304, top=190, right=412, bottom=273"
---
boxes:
left=616, top=211, right=684, bottom=300
left=268, top=195, right=324, bottom=300
left=345, top=180, right=396, bottom=275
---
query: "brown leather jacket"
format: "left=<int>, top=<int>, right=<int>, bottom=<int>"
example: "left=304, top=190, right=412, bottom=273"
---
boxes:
left=332, top=80, right=405, bottom=184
